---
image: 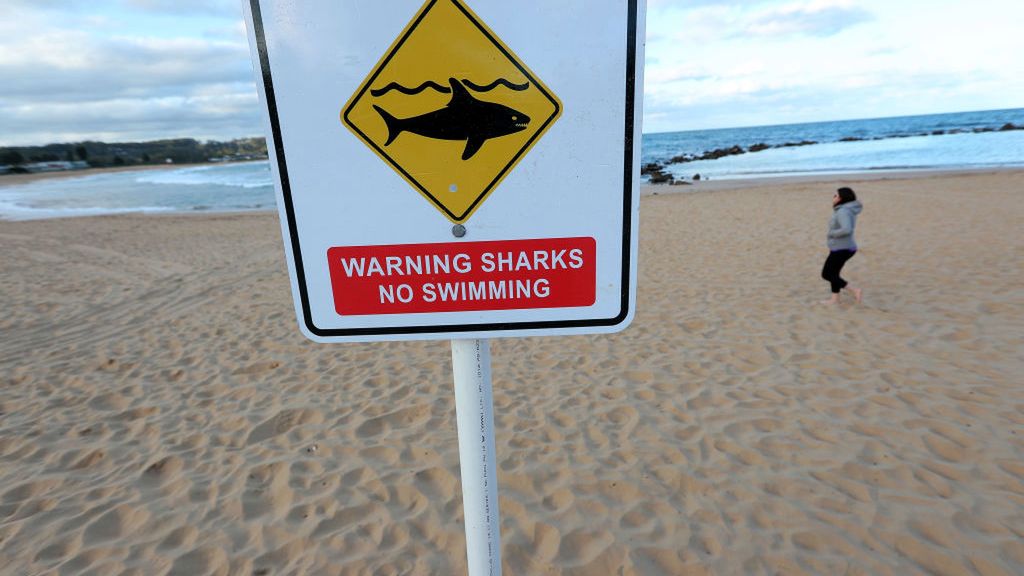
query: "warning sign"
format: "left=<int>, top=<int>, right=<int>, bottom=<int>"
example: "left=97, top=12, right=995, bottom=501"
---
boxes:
left=243, top=0, right=644, bottom=342
left=342, top=0, right=561, bottom=222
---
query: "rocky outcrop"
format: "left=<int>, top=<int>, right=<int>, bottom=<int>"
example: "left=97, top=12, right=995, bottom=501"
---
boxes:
left=642, top=121, right=1022, bottom=184
left=642, top=163, right=675, bottom=184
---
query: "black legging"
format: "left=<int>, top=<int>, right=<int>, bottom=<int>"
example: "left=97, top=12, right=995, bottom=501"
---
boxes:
left=821, top=249, right=856, bottom=293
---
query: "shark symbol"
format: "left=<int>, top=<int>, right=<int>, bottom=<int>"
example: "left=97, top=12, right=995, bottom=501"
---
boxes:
left=372, top=78, right=530, bottom=160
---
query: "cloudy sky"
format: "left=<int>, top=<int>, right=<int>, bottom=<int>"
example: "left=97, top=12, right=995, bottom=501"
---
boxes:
left=1, top=0, right=1022, bottom=145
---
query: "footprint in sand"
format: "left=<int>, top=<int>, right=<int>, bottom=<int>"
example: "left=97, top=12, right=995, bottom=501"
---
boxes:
left=246, top=409, right=324, bottom=445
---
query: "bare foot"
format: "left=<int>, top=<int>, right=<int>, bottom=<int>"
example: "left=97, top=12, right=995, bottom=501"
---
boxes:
left=846, top=286, right=862, bottom=304
left=820, top=295, right=840, bottom=305
left=843, top=284, right=860, bottom=303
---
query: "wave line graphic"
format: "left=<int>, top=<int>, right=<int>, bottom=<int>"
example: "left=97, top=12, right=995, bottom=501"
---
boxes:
left=371, top=78, right=531, bottom=97
left=371, top=81, right=450, bottom=97
left=461, top=79, right=530, bottom=92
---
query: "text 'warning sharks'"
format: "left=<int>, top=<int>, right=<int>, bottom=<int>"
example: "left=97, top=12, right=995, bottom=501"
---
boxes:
left=342, top=0, right=561, bottom=223
left=327, top=237, right=596, bottom=315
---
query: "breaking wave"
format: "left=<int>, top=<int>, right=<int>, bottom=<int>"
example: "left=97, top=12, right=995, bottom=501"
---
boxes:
left=134, top=163, right=272, bottom=189
left=0, top=161, right=276, bottom=221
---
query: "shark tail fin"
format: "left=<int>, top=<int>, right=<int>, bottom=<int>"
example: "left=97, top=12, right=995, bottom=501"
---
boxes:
left=373, top=105, right=402, bottom=146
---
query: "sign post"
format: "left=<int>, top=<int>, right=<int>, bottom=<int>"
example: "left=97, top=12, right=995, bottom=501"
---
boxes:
left=451, top=339, right=501, bottom=575
left=243, top=0, right=645, bottom=573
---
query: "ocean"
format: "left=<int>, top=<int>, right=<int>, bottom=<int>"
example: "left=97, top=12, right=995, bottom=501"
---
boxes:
left=1, top=108, right=1022, bottom=220
left=642, top=108, right=1024, bottom=181
left=0, top=162, right=277, bottom=221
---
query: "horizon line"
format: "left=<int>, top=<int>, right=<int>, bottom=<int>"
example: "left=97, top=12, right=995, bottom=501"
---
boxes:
left=2, top=106, right=1021, bottom=149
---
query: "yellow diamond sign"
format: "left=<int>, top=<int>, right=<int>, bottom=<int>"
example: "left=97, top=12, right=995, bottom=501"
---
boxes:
left=342, top=0, right=562, bottom=223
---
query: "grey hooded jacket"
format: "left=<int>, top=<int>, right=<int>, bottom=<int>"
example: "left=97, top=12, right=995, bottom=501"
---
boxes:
left=827, top=200, right=863, bottom=251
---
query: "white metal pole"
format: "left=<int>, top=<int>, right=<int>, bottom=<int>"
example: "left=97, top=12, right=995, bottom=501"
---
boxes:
left=451, top=338, right=502, bottom=576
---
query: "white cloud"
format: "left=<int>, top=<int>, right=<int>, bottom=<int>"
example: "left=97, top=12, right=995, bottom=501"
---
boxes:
left=651, top=0, right=871, bottom=45
left=1, top=0, right=1022, bottom=143
left=1, top=33, right=251, bottom=101
left=0, top=2, right=260, bottom=145
left=642, top=0, right=1024, bottom=132
left=743, top=0, right=873, bottom=38
left=2, top=89, right=260, bottom=144
left=125, top=0, right=241, bottom=16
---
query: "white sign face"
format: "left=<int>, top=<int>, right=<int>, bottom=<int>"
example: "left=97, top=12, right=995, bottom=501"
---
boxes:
left=243, top=0, right=644, bottom=342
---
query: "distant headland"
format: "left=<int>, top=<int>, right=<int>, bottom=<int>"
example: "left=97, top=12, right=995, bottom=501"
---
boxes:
left=0, top=137, right=268, bottom=176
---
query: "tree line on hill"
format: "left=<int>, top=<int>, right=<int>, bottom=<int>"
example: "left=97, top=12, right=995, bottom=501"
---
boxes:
left=0, top=137, right=268, bottom=169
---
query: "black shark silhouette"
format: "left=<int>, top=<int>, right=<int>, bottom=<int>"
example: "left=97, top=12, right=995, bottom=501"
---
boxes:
left=373, top=78, right=530, bottom=160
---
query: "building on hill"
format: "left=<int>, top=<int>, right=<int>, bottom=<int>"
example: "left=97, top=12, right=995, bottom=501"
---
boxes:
left=22, top=161, right=90, bottom=173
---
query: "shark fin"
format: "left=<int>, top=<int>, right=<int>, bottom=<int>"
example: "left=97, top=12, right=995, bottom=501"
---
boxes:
left=373, top=105, right=402, bottom=146
left=462, top=137, right=485, bottom=160
left=447, top=78, right=472, bottom=107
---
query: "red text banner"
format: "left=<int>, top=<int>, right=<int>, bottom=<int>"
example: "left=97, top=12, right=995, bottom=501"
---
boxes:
left=327, top=237, right=596, bottom=315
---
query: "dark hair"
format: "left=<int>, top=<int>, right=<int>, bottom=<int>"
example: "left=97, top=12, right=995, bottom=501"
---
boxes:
left=836, top=187, right=857, bottom=205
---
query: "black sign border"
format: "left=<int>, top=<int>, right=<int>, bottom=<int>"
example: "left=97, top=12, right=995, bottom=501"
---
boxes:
left=250, top=0, right=639, bottom=339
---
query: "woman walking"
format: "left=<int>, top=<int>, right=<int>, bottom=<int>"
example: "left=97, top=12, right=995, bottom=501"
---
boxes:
left=822, top=187, right=863, bottom=304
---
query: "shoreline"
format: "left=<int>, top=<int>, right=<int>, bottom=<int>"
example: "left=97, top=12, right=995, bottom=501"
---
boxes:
left=2, top=166, right=1022, bottom=222
left=0, top=206, right=276, bottom=222
left=3, top=159, right=1020, bottom=193
left=641, top=166, right=1024, bottom=194
left=0, top=159, right=262, bottom=187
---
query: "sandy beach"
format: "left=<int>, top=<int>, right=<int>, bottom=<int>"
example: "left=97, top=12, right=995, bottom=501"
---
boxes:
left=1, top=170, right=1022, bottom=574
